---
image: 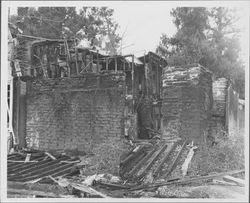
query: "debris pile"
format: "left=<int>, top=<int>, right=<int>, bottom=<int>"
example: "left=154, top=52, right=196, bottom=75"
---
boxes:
left=7, top=139, right=245, bottom=198
left=7, top=149, right=81, bottom=182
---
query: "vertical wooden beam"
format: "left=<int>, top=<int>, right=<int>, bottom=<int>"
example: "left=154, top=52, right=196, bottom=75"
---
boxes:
left=9, top=78, right=13, bottom=132
left=75, top=40, right=79, bottom=75
left=106, top=58, right=109, bottom=71
left=83, top=50, right=86, bottom=68
left=132, top=55, right=135, bottom=113
left=97, top=50, right=100, bottom=72
left=123, top=60, right=125, bottom=72
left=90, top=53, right=93, bottom=72
left=156, top=63, right=159, bottom=98
left=148, top=54, right=152, bottom=96
left=15, top=78, right=20, bottom=145
left=115, top=57, right=118, bottom=72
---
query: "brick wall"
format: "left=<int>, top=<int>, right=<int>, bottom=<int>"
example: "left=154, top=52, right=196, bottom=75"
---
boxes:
left=162, top=64, right=213, bottom=145
left=26, top=72, right=128, bottom=171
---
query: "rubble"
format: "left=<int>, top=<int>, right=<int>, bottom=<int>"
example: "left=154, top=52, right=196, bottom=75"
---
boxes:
left=7, top=142, right=245, bottom=198
left=6, top=23, right=245, bottom=199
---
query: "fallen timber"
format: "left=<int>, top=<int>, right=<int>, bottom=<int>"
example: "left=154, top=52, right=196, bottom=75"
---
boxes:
left=93, top=180, right=132, bottom=190
left=137, top=143, right=168, bottom=180
left=152, top=142, right=176, bottom=178
left=125, top=147, right=157, bottom=180
left=127, top=169, right=245, bottom=191
left=162, top=139, right=188, bottom=178
left=8, top=188, right=66, bottom=198
left=120, top=145, right=145, bottom=166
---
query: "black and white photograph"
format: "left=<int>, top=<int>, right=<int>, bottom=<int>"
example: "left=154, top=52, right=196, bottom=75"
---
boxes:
left=1, top=0, right=249, bottom=202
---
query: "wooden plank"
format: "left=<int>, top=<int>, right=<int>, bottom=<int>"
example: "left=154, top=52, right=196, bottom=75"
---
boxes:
left=106, top=58, right=109, bottom=70
left=8, top=163, right=75, bottom=182
left=50, top=87, right=119, bottom=93
left=128, top=169, right=245, bottom=191
left=75, top=40, right=79, bottom=75
left=131, top=55, right=135, bottom=112
left=137, top=143, right=168, bottom=179
left=120, top=145, right=144, bottom=166
left=8, top=156, right=69, bottom=175
left=45, top=152, right=57, bottom=160
left=70, top=182, right=109, bottom=198
left=8, top=160, right=38, bottom=163
left=97, top=50, right=100, bottom=72
left=181, top=143, right=197, bottom=177
left=223, top=175, right=245, bottom=187
left=15, top=78, right=20, bottom=145
left=94, top=180, right=131, bottom=190
left=153, top=142, right=176, bottom=178
left=126, top=147, right=157, bottom=179
left=115, top=57, right=118, bottom=72
left=8, top=188, right=62, bottom=198
left=162, top=139, right=187, bottom=179
left=120, top=150, right=147, bottom=176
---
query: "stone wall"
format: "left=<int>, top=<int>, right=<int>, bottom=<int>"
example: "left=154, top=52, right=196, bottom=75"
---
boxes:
left=162, top=64, right=213, bottom=145
left=26, top=72, right=127, bottom=155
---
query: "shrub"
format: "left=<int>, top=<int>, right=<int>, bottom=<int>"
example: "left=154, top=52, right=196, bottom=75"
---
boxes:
left=188, top=130, right=245, bottom=176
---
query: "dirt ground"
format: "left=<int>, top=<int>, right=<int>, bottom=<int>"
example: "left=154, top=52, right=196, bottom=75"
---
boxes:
left=131, top=184, right=246, bottom=199
left=183, top=184, right=245, bottom=199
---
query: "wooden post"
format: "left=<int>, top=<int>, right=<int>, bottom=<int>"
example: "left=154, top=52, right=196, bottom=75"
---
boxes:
left=132, top=55, right=135, bottom=113
left=97, top=50, right=100, bottom=72
left=64, top=40, right=70, bottom=77
left=90, top=53, right=93, bottom=72
left=9, top=78, right=13, bottom=133
left=115, top=57, right=118, bottom=72
left=106, top=58, right=109, bottom=71
left=15, top=78, right=20, bottom=145
left=75, top=40, right=79, bottom=75
left=156, top=63, right=159, bottom=98
left=123, top=61, right=125, bottom=72
left=83, top=50, right=86, bottom=68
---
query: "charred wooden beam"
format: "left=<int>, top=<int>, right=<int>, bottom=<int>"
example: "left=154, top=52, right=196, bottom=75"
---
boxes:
left=94, top=180, right=131, bottom=190
left=75, top=40, right=79, bottom=75
left=8, top=156, right=77, bottom=178
left=7, top=188, right=62, bottom=198
left=163, top=139, right=188, bottom=179
left=8, top=163, right=76, bottom=182
left=153, top=142, right=176, bottom=178
left=115, top=57, right=118, bottom=72
left=8, top=156, right=69, bottom=174
left=120, top=148, right=147, bottom=176
left=125, top=147, right=157, bottom=180
left=137, top=143, right=168, bottom=180
left=128, top=169, right=245, bottom=191
left=120, top=145, right=144, bottom=166
left=105, top=58, right=109, bottom=70
left=97, top=50, right=100, bottom=72
left=131, top=55, right=135, bottom=112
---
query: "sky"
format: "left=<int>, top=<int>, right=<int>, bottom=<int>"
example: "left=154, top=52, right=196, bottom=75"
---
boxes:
left=6, top=1, right=249, bottom=59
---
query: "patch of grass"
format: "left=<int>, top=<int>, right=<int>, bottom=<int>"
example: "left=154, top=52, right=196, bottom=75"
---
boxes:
left=84, top=140, right=130, bottom=175
left=188, top=130, right=245, bottom=176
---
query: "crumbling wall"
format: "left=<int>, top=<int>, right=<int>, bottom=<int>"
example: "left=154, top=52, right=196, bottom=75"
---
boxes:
left=162, top=64, right=213, bottom=145
left=211, top=78, right=228, bottom=139
left=26, top=72, right=127, bottom=163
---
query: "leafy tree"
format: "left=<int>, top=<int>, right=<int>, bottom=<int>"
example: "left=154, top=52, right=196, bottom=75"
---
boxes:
left=11, top=7, right=121, bottom=55
left=156, top=7, right=245, bottom=97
